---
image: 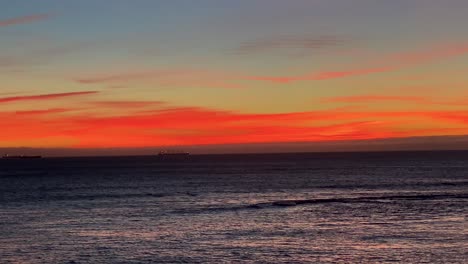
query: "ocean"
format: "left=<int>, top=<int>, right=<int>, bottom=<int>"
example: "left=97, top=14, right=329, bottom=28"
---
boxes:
left=0, top=151, right=466, bottom=263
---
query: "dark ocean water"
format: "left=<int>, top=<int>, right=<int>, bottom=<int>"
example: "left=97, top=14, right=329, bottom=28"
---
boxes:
left=0, top=151, right=467, bottom=263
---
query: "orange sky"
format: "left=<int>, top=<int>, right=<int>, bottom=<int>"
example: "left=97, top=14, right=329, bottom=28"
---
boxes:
left=1, top=1, right=468, bottom=152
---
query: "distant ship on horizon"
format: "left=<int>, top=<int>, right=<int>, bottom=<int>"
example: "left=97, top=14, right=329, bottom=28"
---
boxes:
left=156, top=150, right=190, bottom=159
left=2, top=154, right=42, bottom=159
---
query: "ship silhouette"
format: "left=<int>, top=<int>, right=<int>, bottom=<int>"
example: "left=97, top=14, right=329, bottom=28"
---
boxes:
left=2, top=154, right=42, bottom=159
left=156, top=150, right=190, bottom=160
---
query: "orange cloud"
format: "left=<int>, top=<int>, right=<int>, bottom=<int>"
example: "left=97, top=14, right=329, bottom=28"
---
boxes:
left=1, top=102, right=468, bottom=148
left=0, top=14, right=51, bottom=27
left=431, top=111, right=468, bottom=124
left=0, top=91, right=98, bottom=104
left=13, top=108, right=73, bottom=116
left=250, top=43, right=468, bottom=82
left=90, top=101, right=165, bottom=108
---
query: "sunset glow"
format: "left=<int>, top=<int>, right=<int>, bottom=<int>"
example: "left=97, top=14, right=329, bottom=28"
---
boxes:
left=1, top=1, right=468, bottom=152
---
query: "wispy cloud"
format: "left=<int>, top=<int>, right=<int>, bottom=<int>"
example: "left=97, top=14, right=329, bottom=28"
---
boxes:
left=0, top=91, right=98, bottom=104
left=0, top=43, right=93, bottom=70
left=322, top=94, right=468, bottom=106
left=250, top=43, right=468, bottom=82
left=13, top=108, right=73, bottom=116
left=234, top=35, right=347, bottom=55
left=90, top=101, right=165, bottom=108
left=323, top=95, right=429, bottom=104
left=76, top=70, right=180, bottom=84
left=85, top=43, right=468, bottom=87
left=0, top=14, right=51, bottom=27
left=76, top=69, right=243, bottom=89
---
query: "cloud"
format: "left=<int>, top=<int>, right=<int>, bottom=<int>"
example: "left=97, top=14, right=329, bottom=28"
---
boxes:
left=1, top=99, right=468, bottom=148
left=322, top=94, right=468, bottom=106
left=13, top=108, right=73, bottom=116
left=90, top=101, right=165, bottom=108
left=234, top=35, right=346, bottom=55
left=8, top=106, right=468, bottom=147
left=0, top=91, right=98, bottom=104
left=76, top=71, right=169, bottom=84
left=250, top=43, right=468, bottom=82
left=76, top=69, right=243, bottom=89
left=431, top=111, right=468, bottom=124
left=63, top=108, right=468, bottom=147
left=0, top=14, right=51, bottom=27
left=0, top=43, right=93, bottom=70
left=75, top=42, right=468, bottom=87
left=323, top=95, right=429, bottom=104
left=58, top=109, right=399, bottom=147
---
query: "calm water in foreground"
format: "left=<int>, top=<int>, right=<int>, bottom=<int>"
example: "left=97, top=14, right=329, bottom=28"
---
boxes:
left=0, top=151, right=467, bottom=263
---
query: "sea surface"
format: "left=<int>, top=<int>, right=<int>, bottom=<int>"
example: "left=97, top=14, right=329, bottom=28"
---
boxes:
left=0, top=151, right=467, bottom=263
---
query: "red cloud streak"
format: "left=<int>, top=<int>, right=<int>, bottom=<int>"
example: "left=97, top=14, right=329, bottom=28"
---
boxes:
left=0, top=91, right=98, bottom=104
left=250, top=43, right=468, bottom=83
left=90, top=101, right=165, bottom=108
left=0, top=14, right=51, bottom=27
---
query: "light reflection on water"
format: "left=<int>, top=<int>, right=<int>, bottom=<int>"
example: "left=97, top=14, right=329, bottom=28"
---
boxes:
left=0, top=153, right=467, bottom=263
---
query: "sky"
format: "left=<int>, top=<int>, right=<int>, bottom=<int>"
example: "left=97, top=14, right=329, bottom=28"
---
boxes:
left=1, top=0, right=468, bottom=154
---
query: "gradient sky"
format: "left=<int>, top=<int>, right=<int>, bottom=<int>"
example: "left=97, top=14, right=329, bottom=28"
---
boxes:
left=1, top=0, right=468, bottom=151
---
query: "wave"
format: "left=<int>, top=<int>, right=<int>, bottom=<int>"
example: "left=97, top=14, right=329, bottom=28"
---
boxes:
left=313, top=181, right=468, bottom=189
left=181, top=193, right=468, bottom=214
left=1, top=192, right=172, bottom=203
left=266, top=193, right=468, bottom=206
